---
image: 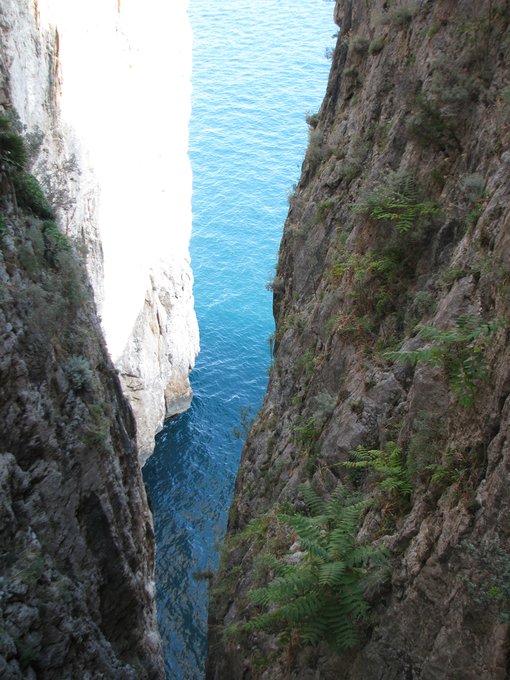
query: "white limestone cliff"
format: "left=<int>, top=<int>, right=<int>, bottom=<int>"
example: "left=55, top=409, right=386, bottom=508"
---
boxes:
left=0, top=0, right=104, bottom=299
left=116, top=260, right=198, bottom=463
left=0, top=0, right=199, bottom=459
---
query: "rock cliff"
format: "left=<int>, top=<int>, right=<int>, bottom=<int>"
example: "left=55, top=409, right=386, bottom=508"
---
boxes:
left=0, top=0, right=197, bottom=675
left=0, top=111, right=164, bottom=676
left=207, top=0, right=510, bottom=677
left=116, top=259, right=198, bottom=464
left=0, top=0, right=199, bottom=460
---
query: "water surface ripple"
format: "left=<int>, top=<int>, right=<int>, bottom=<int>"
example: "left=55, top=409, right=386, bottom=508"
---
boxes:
left=143, top=2, right=335, bottom=677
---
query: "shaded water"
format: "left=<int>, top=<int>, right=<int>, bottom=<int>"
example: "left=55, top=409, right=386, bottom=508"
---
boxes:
left=143, top=2, right=335, bottom=677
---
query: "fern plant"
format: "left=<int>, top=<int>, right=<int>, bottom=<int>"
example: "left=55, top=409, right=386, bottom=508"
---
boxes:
left=331, top=250, right=398, bottom=281
left=343, top=442, right=412, bottom=503
left=330, top=247, right=412, bottom=333
left=243, top=484, right=386, bottom=652
left=353, top=172, right=438, bottom=233
left=386, top=315, right=500, bottom=407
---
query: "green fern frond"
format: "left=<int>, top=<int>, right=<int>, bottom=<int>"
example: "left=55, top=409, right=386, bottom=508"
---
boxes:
left=330, top=621, right=359, bottom=651
left=325, top=484, right=361, bottom=519
left=262, top=566, right=316, bottom=602
left=249, top=587, right=272, bottom=607
left=343, top=443, right=411, bottom=502
left=318, top=560, right=347, bottom=586
left=386, top=315, right=503, bottom=407
left=279, top=592, right=324, bottom=623
left=285, top=513, right=325, bottom=546
left=333, top=499, right=369, bottom=533
left=327, top=526, right=356, bottom=561
left=320, top=599, right=361, bottom=649
left=379, top=475, right=412, bottom=497
left=352, top=171, right=439, bottom=234
left=298, top=536, right=329, bottom=561
left=243, top=610, right=281, bottom=632
left=350, top=543, right=388, bottom=566
left=244, top=491, right=389, bottom=654
left=299, top=482, right=326, bottom=515
left=300, top=619, right=329, bottom=646
left=336, top=587, right=369, bottom=619
left=343, top=458, right=373, bottom=470
left=384, top=346, right=435, bottom=365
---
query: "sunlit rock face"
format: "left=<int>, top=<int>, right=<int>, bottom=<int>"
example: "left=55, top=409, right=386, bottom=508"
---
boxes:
left=116, top=260, right=198, bottom=463
left=1, top=0, right=199, bottom=458
left=0, top=0, right=104, bottom=298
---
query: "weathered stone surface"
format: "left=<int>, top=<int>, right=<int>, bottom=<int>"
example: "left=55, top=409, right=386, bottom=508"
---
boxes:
left=207, top=0, right=510, bottom=677
left=0, top=126, right=164, bottom=676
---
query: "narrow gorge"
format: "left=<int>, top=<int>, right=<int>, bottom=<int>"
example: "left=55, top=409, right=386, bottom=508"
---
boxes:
left=207, top=0, right=510, bottom=678
left=143, top=3, right=333, bottom=677
left=2, top=0, right=510, bottom=678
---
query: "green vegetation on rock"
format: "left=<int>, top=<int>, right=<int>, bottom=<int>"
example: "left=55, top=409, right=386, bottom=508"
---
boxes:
left=352, top=172, right=439, bottom=233
left=242, top=484, right=387, bottom=652
left=386, top=316, right=501, bottom=407
left=343, top=442, right=412, bottom=505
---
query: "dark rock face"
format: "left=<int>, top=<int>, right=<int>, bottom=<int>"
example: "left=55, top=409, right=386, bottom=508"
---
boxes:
left=207, top=0, right=510, bottom=677
left=0, top=128, right=164, bottom=677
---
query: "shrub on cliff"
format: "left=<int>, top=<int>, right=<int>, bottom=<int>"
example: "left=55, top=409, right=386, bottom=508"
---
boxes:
left=12, top=171, right=55, bottom=220
left=42, top=220, right=70, bottom=266
left=0, top=115, right=27, bottom=168
left=0, top=115, right=55, bottom=220
left=406, top=96, right=460, bottom=151
left=63, top=356, right=93, bottom=392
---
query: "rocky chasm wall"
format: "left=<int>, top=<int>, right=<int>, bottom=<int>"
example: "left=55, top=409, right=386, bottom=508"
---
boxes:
left=207, top=0, right=510, bottom=678
left=0, top=0, right=199, bottom=460
left=0, top=113, right=164, bottom=676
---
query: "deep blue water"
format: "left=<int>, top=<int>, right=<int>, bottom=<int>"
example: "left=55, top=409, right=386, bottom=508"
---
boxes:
left=142, top=2, right=335, bottom=678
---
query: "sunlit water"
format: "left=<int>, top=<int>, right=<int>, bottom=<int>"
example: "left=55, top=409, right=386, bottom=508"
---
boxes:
left=143, top=2, right=335, bottom=677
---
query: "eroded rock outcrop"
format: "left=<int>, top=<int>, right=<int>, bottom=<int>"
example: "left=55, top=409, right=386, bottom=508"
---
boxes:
left=117, top=260, right=199, bottom=463
left=207, top=1, right=510, bottom=677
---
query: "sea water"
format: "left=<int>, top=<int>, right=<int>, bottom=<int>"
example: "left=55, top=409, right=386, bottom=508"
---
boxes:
left=142, top=1, right=335, bottom=677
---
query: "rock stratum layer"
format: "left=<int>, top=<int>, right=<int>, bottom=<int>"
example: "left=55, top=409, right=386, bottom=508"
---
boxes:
left=207, top=1, right=510, bottom=678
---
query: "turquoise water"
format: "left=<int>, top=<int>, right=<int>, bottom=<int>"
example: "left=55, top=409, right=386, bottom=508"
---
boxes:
left=142, top=2, right=335, bottom=677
